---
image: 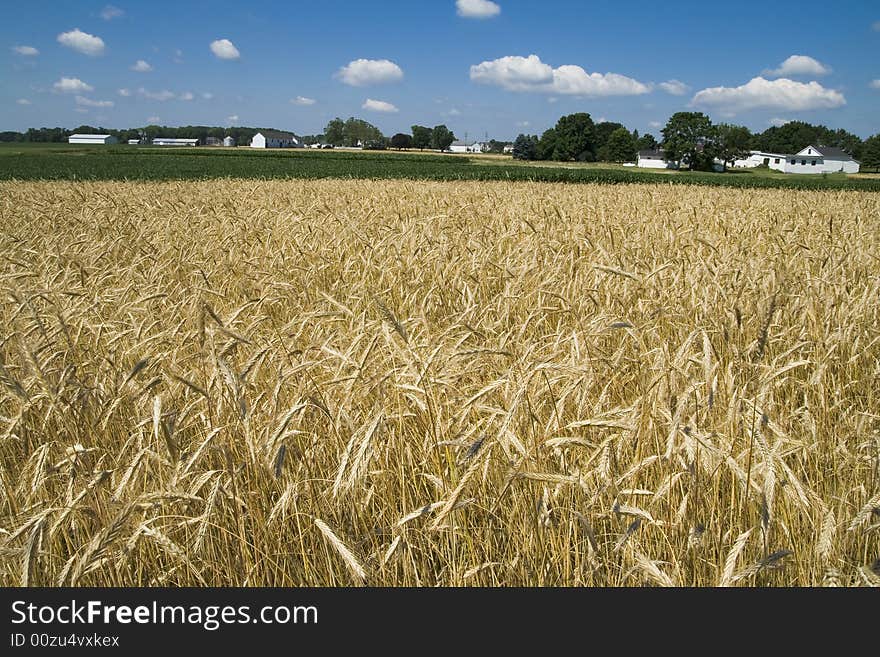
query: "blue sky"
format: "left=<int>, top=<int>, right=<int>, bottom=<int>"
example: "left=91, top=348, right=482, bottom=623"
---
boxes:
left=3, top=1, right=879, bottom=139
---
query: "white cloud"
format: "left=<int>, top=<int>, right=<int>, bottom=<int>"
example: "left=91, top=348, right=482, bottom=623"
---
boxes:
left=649, top=121, right=663, bottom=129
left=57, top=28, right=105, bottom=56
left=179, top=91, right=194, bottom=101
left=692, top=76, right=845, bottom=112
left=456, top=0, right=501, bottom=19
left=870, top=79, right=880, bottom=90
left=659, top=79, right=689, bottom=95
left=768, top=117, right=792, bottom=127
left=469, top=54, right=649, bottom=96
left=291, top=96, right=316, bottom=105
left=12, top=45, right=39, bottom=56
left=75, top=96, right=114, bottom=108
left=362, top=98, right=399, bottom=113
left=118, top=88, right=131, bottom=97
left=336, top=59, right=403, bottom=86
left=131, top=59, right=153, bottom=72
left=201, top=92, right=213, bottom=100
left=53, top=77, right=94, bottom=93
left=137, top=87, right=176, bottom=101
left=16, top=98, right=32, bottom=105
left=147, top=116, right=160, bottom=123
left=448, top=108, right=461, bottom=115
left=100, top=5, right=124, bottom=20
left=226, top=114, right=239, bottom=123
left=210, top=39, right=240, bottom=60
left=763, top=55, right=831, bottom=77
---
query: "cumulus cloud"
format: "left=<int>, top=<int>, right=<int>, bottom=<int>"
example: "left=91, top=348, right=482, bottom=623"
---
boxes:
left=53, top=77, right=94, bottom=93
left=291, top=96, right=316, bottom=105
left=768, top=117, right=792, bottom=127
left=336, top=59, right=403, bottom=86
left=17, top=99, right=32, bottom=105
left=179, top=91, right=194, bottom=101
left=57, top=28, right=105, bottom=56
left=362, top=98, right=399, bottom=113
left=118, top=88, right=131, bottom=97
left=691, top=76, right=845, bottom=112
left=870, top=79, right=880, bottom=90
left=100, top=5, right=124, bottom=20
left=763, top=55, right=830, bottom=77
left=210, top=39, right=240, bottom=60
left=131, top=59, right=153, bottom=72
left=456, top=0, right=501, bottom=19
left=649, top=121, right=663, bottom=129
left=75, top=96, right=114, bottom=108
left=137, top=87, right=176, bottom=101
left=659, top=79, right=689, bottom=95
left=12, top=45, right=39, bottom=56
left=469, top=54, right=649, bottom=96
left=447, top=108, right=461, bottom=116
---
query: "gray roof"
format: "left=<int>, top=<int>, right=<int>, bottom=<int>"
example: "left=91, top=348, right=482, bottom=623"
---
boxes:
left=258, top=129, right=299, bottom=141
left=813, top=145, right=853, bottom=160
left=638, top=149, right=666, bottom=157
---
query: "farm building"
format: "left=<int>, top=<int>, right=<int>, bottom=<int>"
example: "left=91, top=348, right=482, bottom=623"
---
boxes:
left=250, top=130, right=303, bottom=148
left=127, top=139, right=140, bottom=145
left=449, top=140, right=485, bottom=154
left=733, top=145, right=859, bottom=174
left=152, top=138, right=199, bottom=146
left=205, top=137, right=223, bottom=147
left=68, top=134, right=118, bottom=145
left=637, top=149, right=677, bottom=169
left=223, top=136, right=236, bottom=147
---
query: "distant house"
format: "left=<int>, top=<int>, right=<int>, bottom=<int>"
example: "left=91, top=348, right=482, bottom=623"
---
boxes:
left=734, top=145, right=859, bottom=174
left=449, top=140, right=485, bottom=154
left=637, top=149, right=677, bottom=169
left=223, top=136, right=236, bottom=147
left=502, top=144, right=514, bottom=154
left=68, top=134, right=117, bottom=145
left=783, top=145, right=859, bottom=174
left=127, top=139, right=140, bottom=145
left=152, top=137, right=199, bottom=146
left=250, top=130, right=303, bottom=148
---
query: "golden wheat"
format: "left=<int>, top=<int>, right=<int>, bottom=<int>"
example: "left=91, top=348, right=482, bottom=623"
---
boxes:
left=0, top=178, right=877, bottom=586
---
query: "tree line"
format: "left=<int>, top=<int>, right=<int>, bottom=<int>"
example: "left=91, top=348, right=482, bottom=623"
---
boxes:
left=512, top=113, right=880, bottom=171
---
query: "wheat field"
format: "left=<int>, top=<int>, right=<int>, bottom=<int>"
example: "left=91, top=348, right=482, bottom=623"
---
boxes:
left=0, top=179, right=878, bottom=587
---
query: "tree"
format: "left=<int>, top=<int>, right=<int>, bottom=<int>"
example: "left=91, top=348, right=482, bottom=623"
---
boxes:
left=390, top=133, right=413, bottom=149
left=431, top=124, right=455, bottom=151
left=411, top=125, right=432, bottom=150
left=536, top=128, right=558, bottom=160
left=594, top=121, right=626, bottom=156
left=342, top=117, right=383, bottom=147
left=662, top=112, right=716, bottom=170
left=485, top=139, right=508, bottom=154
left=636, top=133, right=658, bottom=151
left=512, top=134, right=538, bottom=160
left=714, top=123, right=753, bottom=170
left=602, top=127, right=637, bottom=162
left=862, top=134, right=880, bottom=172
left=550, top=112, right=596, bottom=161
left=324, top=118, right=345, bottom=146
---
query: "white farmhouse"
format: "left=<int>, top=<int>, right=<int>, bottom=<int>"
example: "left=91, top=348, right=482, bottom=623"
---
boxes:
left=250, top=130, right=303, bottom=148
left=636, top=149, right=677, bottom=169
left=68, top=134, right=118, bottom=145
left=781, top=145, right=860, bottom=174
left=449, top=140, right=484, bottom=154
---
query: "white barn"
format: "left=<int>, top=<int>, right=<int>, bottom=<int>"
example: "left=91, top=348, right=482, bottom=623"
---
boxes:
left=449, top=140, right=485, bottom=154
left=223, top=136, right=236, bottom=147
left=250, top=130, right=303, bottom=148
left=152, top=138, right=199, bottom=146
left=733, top=150, right=787, bottom=171
left=637, top=149, right=677, bottom=169
left=69, top=134, right=117, bottom=145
